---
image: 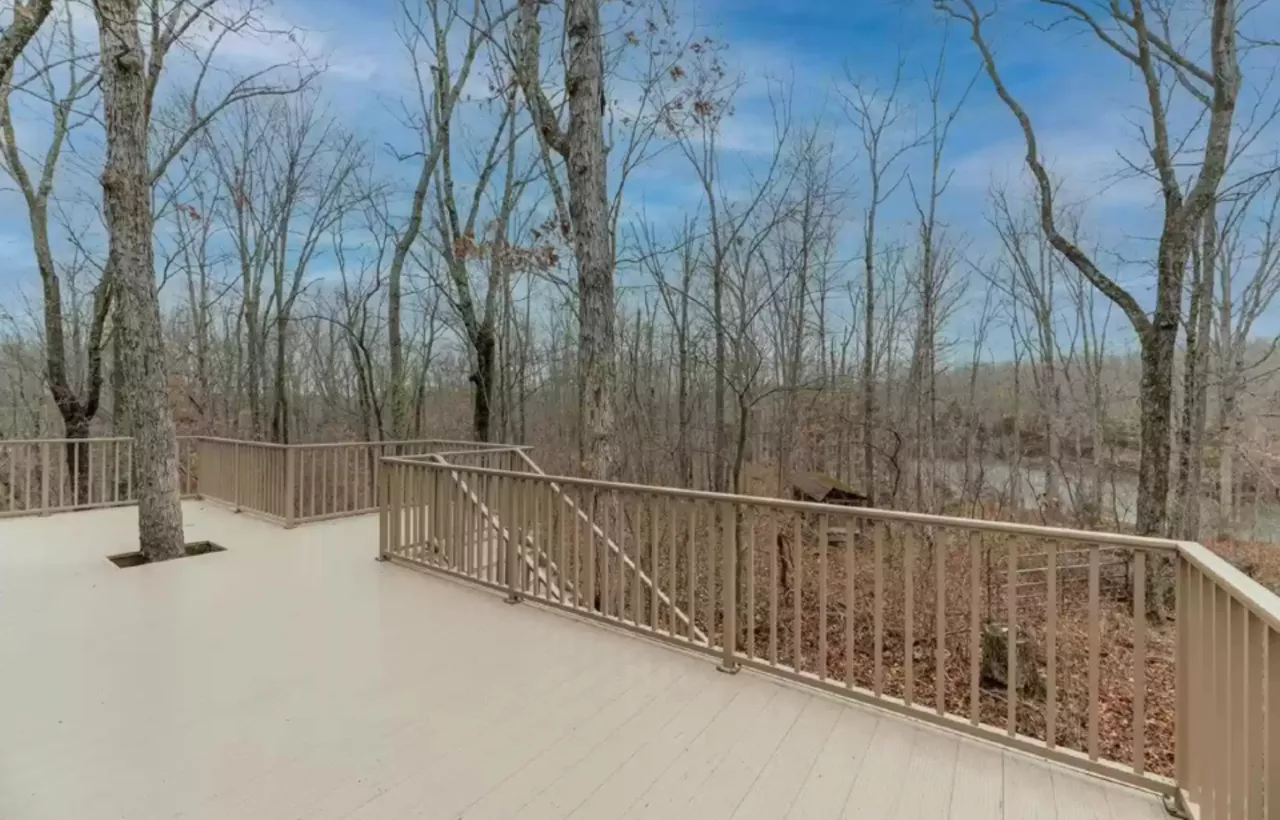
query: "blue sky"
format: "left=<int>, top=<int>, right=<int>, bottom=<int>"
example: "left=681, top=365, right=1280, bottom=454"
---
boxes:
left=2, top=0, right=1278, bottom=357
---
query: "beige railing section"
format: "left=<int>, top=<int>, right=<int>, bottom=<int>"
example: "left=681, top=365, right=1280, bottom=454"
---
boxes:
left=379, top=456, right=1280, bottom=811
left=288, top=439, right=525, bottom=524
left=1176, top=542, right=1278, bottom=820
left=0, top=437, right=199, bottom=517
left=1, top=435, right=518, bottom=525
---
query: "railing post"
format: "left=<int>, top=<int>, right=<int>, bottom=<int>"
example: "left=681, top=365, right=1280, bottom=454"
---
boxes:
left=1172, top=553, right=1190, bottom=816
left=39, top=442, right=50, bottom=516
left=505, top=477, right=522, bottom=604
left=376, top=459, right=390, bottom=562
left=718, top=501, right=739, bottom=674
left=233, top=442, right=242, bottom=512
left=284, top=446, right=296, bottom=529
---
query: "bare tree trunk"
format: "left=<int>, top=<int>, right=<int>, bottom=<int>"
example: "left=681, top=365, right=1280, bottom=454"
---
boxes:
left=0, top=1, right=53, bottom=87
left=518, top=0, right=616, bottom=479
left=1175, top=211, right=1216, bottom=539
left=473, top=326, right=496, bottom=442
left=94, top=0, right=185, bottom=561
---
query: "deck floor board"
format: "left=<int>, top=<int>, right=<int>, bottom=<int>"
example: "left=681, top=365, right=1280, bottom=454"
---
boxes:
left=0, top=503, right=1166, bottom=820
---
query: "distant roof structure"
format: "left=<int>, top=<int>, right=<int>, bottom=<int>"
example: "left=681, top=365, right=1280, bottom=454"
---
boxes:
left=790, top=473, right=870, bottom=507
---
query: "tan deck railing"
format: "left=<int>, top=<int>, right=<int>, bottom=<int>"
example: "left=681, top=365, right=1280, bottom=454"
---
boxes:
left=0, top=435, right=520, bottom=525
left=0, top=437, right=200, bottom=517
left=5, top=435, right=1272, bottom=815
left=378, top=454, right=1278, bottom=817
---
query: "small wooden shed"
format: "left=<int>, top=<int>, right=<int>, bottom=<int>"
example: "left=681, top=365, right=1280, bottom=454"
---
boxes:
left=790, top=473, right=871, bottom=507
left=790, top=473, right=870, bottom=545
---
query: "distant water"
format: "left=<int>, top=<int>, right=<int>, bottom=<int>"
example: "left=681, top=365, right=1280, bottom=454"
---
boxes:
left=934, top=460, right=1280, bottom=544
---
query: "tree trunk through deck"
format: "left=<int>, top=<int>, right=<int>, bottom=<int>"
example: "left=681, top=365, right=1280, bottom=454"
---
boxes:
left=94, top=0, right=185, bottom=562
left=471, top=327, right=496, bottom=442
left=563, top=0, right=616, bottom=482
left=62, top=412, right=91, bottom=506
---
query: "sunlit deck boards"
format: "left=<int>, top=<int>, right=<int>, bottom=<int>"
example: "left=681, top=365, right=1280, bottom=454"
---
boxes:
left=0, top=503, right=1165, bottom=820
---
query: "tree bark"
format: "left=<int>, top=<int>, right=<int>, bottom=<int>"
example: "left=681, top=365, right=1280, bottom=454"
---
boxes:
left=94, top=0, right=185, bottom=561
left=1174, top=211, right=1216, bottom=539
left=517, top=0, right=616, bottom=480
left=472, top=325, right=496, bottom=442
left=0, top=1, right=53, bottom=89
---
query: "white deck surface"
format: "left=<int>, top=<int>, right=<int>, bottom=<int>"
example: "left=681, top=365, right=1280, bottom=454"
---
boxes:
left=0, top=502, right=1166, bottom=820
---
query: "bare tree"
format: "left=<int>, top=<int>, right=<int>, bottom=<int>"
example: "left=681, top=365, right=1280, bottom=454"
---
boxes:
left=841, top=61, right=920, bottom=504
left=0, top=1, right=53, bottom=88
left=938, top=0, right=1242, bottom=553
left=384, top=0, right=504, bottom=439
left=516, top=0, right=617, bottom=479
left=93, top=0, right=185, bottom=560
left=1213, top=176, right=1280, bottom=535
left=0, top=4, right=103, bottom=499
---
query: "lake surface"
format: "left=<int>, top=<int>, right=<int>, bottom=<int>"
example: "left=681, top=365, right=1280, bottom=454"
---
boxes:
left=934, top=459, right=1280, bottom=544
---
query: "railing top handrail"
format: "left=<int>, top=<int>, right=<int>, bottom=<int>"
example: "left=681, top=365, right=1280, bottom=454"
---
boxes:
left=394, top=447, right=533, bottom=460
left=195, top=436, right=289, bottom=449
left=0, top=436, right=135, bottom=445
left=1178, top=539, right=1280, bottom=633
left=379, top=457, right=1183, bottom=553
left=2, top=435, right=528, bottom=450
left=291, top=438, right=529, bottom=451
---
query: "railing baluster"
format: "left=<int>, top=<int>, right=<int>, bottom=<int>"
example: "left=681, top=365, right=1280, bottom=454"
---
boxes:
left=1231, top=594, right=1247, bottom=813
left=905, top=526, right=915, bottom=706
left=1266, top=626, right=1279, bottom=820
left=1176, top=559, right=1191, bottom=796
left=6, top=445, right=15, bottom=513
left=72, top=440, right=80, bottom=507
left=935, top=528, right=945, bottom=716
left=1006, top=535, right=1018, bottom=735
left=457, top=468, right=467, bottom=572
left=1087, top=545, right=1101, bottom=760
left=25, top=443, right=34, bottom=510
left=874, top=520, right=885, bottom=698
left=649, top=496, right=659, bottom=630
left=1214, top=585, right=1227, bottom=819
left=56, top=442, right=64, bottom=509
left=769, top=518, right=779, bottom=665
left=437, top=464, right=446, bottom=563
left=312, top=448, right=320, bottom=518
left=792, top=516, right=802, bottom=672
left=601, top=493, right=611, bottom=618
left=1133, top=550, right=1147, bottom=774
left=1046, top=539, right=1058, bottom=747
left=668, top=500, right=677, bottom=633
left=574, top=487, right=583, bottom=607
left=504, top=475, right=519, bottom=601
left=416, top=465, right=426, bottom=560
left=745, top=508, right=755, bottom=659
left=718, top=500, right=737, bottom=674
left=632, top=496, right=642, bottom=623
left=1250, top=612, right=1267, bottom=820
left=616, top=492, right=625, bottom=619
left=561, top=489, right=570, bottom=606
left=818, top=513, right=828, bottom=680
left=394, top=461, right=406, bottom=557
left=969, top=531, right=981, bottom=725
left=542, top=481, right=552, bottom=599
left=687, top=501, right=697, bottom=641
left=587, top=487, right=597, bottom=613
left=845, top=519, right=856, bottom=688
left=482, top=472, right=494, bottom=582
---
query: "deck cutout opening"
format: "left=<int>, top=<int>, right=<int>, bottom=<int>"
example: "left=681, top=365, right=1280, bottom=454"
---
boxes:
left=107, top=541, right=226, bottom=568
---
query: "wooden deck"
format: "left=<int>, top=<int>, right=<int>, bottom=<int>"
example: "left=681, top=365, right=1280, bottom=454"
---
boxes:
left=0, top=502, right=1167, bottom=819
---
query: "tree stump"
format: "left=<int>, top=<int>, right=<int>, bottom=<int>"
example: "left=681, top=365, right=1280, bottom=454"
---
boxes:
left=979, top=622, right=1044, bottom=698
